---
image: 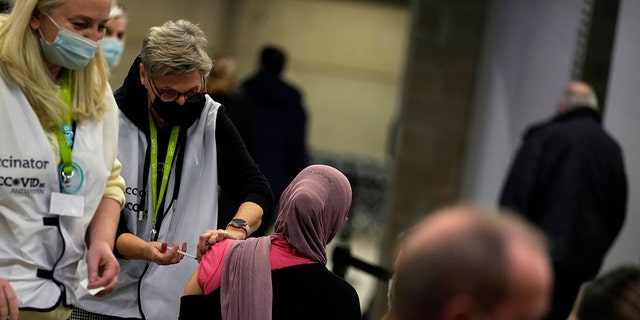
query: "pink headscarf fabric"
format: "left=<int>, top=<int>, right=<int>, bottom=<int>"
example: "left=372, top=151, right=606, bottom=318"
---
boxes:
left=274, top=164, right=353, bottom=264
left=220, top=165, right=352, bottom=320
left=220, top=237, right=273, bottom=320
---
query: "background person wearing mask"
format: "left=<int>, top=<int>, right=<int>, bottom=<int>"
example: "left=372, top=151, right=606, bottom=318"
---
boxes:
left=100, top=4, right=125, bottom=69
left=71, top=20, right=273, bottom=320
left=0, top=0, right=125, bottom=319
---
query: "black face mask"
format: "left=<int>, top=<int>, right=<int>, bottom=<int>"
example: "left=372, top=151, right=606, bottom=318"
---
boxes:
left=150, top=94, right=206, bottom=127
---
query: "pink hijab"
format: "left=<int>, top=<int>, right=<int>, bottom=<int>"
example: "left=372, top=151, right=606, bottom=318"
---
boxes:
left=220, top=165, right=352, bottom=320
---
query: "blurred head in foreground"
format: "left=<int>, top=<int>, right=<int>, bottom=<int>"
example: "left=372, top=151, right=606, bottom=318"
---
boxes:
left=388, top=205, right=552, bottom=320
left=569, top=265, right=640, bottom=320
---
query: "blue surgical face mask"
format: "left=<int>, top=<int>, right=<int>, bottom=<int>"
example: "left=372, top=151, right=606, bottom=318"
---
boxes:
left=100, top=36, right=124, bottom=68
left=38, top=11, right=100, bottom=70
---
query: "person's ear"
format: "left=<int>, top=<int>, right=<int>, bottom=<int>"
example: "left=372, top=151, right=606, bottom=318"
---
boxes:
left=139, top=63, right=146, bottom=86
left=558, top=102, right=568, bottom=114
left=29, top=8, right=43, bottom=30
left=440, top=294, right=479, bottom=320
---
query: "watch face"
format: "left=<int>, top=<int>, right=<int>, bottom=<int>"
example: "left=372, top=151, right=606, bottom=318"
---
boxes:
left=231, top=218, right=248, bottom=227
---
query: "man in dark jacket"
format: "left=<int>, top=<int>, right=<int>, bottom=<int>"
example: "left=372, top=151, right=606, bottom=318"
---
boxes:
left=499, top=80, right=627, bottom=320
left=241, top=45, right=309, bottom=222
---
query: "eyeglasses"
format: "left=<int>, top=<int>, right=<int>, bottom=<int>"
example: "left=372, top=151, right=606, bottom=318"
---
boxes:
left=148, top=76, right=205, bottom=103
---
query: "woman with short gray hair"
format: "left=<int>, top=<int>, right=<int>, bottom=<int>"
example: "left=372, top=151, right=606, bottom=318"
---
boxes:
left=140, top=19, right=212, bottom=78
left=71, top=19, right=273, bottom=320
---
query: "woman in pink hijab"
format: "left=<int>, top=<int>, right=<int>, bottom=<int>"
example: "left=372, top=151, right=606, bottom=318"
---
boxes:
left=179, top=165, right=361, bottom=320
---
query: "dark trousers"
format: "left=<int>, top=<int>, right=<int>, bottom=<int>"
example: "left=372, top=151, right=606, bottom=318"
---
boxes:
left=545, top=263, right=589, bottom=320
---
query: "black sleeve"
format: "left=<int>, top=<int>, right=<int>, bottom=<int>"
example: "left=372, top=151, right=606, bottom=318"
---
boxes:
left=216, top=107, right=274, bottom=226
left=179, top=293, right=221, bottom=320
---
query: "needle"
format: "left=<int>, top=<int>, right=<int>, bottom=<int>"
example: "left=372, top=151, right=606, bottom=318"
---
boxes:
left=167, top=247, right=197, bottom=260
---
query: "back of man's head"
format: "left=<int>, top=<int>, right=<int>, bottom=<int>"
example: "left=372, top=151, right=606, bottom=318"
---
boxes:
left=574, top=265, right=640, bottom=320
left=388, top=205, right=552, bottom=320
left=558, top=80, right=599, bottom=113
left=259, top=45, right=286, bottom=75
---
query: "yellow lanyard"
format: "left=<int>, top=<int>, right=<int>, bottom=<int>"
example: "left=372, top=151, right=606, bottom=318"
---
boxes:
left=55, top=70, right=74, bottom=188
left=148, top=109, right=180, bottom=235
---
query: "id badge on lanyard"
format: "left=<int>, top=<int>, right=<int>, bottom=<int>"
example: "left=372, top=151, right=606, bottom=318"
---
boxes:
left=50, top=69, right=85, bottom=216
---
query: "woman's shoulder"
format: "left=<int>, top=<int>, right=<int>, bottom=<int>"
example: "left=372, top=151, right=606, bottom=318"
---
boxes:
left=272, top=264, right=361, bottom=319
left=273, top=263, right=358, bottom=294
left=198, top=238, right=236, bottom=294
left=201, top=238, right=234, bottom=266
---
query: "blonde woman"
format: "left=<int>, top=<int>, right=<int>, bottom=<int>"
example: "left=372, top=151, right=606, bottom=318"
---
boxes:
left=0, top=0, right=125, bottom=319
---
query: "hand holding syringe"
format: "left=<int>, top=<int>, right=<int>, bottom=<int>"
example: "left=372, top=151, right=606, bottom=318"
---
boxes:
left=151, top=241, right=196, bottom=265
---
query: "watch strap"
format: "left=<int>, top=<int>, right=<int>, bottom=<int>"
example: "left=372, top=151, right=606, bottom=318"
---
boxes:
left=227, top=219, right=250, bottom=237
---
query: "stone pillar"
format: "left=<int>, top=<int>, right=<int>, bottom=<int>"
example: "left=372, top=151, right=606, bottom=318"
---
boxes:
left=580, top=0, right=620, bottom=112
left=368, top=0, right=488, bottom=318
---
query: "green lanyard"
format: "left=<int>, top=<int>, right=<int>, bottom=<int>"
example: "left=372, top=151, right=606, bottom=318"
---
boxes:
left=55, top=70, right=74, bottom=186
left=148, top=109, right=180, bottom=233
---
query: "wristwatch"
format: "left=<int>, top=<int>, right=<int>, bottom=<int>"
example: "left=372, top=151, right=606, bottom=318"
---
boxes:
left=227, top=218, right=250, bottom=237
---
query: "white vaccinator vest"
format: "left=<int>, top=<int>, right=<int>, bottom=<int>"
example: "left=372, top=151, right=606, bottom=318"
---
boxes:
left=0, top=76, right=118, bottom=309
left=76, top=96, right=221, bottom=319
